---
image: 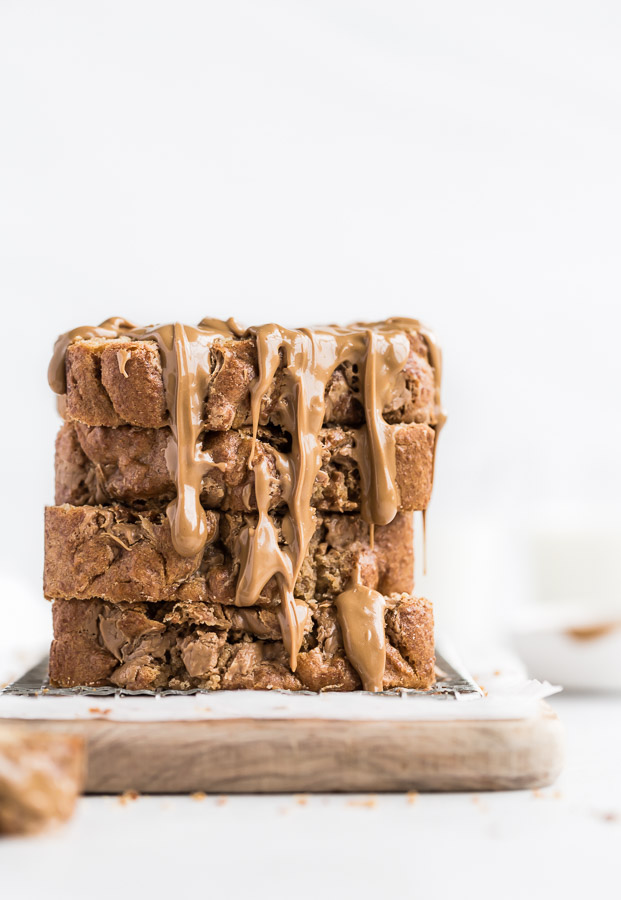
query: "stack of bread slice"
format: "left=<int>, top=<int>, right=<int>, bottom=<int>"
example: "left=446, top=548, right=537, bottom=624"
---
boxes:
left=44, top=317, right=443, bottom=692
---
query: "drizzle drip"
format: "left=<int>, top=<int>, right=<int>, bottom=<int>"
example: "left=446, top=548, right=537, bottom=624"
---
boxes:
left=335, top=567, right=387, bottom=692
left=49, top=315, right=444, bottom=688
left=236, top=325, right=344, bottom=667
left=116, top=348, right=131, bottom=378
left=153, top=324, right=222, bottom=558
left=352, top=327, right=409, bottom=526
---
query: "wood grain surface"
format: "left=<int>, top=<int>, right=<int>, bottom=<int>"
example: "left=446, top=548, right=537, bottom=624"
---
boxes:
left=2, top=701, right=563, bottom=793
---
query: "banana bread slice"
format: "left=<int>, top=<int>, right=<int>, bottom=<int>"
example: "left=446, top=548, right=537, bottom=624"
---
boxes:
left=44, top=504, right=414, bottom=606
left=48, top=594, right=435, bottom=692
left=62, top=330, right=436, bottom=430
left=55, top=420, right=435, bottom=513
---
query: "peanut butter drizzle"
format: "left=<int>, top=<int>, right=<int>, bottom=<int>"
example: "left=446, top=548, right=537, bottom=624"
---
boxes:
left=335, top=568, right=387, bottom=692
left=351, top=327, right=409, bottom=526
left=152, top=324, right=222, bottom=557
left=133, top=320, right=236, bottom=557
left=49, top=315, right=444, bottom=688
left=237, top=322, right=418, bottom=667
left=237, top=324, right=344, bottom=667
left=116, top=348, right=131, bottom=377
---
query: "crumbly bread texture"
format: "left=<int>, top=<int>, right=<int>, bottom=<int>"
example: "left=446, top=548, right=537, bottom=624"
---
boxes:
left=0, top=726, right=85, bottom=835
left=63, top=332, right=436, bottom=429
left=55, top=420, right=435, bottom=513
left=49, top=594, right=435, bottom=692
left=44, top=504, right=414, bottom=606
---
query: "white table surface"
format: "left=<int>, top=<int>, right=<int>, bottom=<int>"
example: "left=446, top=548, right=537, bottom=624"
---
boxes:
left=1, top=692, right=619, bottom=899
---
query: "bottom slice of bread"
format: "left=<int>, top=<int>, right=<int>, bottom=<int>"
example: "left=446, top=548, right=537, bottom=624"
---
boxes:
left=49, top=595, right=435, bottom=692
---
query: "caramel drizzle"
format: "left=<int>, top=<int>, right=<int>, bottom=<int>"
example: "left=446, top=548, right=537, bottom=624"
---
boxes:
left=49, top=315, right=444, bottom=688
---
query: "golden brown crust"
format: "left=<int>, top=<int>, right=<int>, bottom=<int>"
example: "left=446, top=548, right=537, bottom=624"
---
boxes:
left=100, top=340, right=168, bottom=428
left=64, top=332, right=436, bottom=430
left=44, top=504, right=414, bottom=605
left=65, top=340, right=125, bottom=427
left=385, top=596, right=435, bottom=688
left=48, top=594, right=435, bottom=692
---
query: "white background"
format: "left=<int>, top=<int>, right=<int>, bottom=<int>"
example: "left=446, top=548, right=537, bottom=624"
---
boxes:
left=0, top=0, right=620, bottom=652
left=0, top=2, right=620, bottom=895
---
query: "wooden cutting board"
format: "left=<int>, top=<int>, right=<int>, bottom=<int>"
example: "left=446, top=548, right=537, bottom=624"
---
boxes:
left=1, top=701, right=563, bottom=793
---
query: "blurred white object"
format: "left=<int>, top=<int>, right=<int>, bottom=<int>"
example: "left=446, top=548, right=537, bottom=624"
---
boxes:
left=512, top=522, right=621, bottom=690
left=417, top=514, right=517, bottom=660
left=530, top=524, right=621, bottom=615
left=513, top=612, right=621, bottom=692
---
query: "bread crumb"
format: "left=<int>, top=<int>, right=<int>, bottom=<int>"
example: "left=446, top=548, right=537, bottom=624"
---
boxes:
left=601, top=811, right=618, bottom=823
left=406, top=791, right=418, bottom=805
left=119, top=789, right=140, bottom=805
left=347, top=796, right=376, bottom=809
left=532, top=789, right=543, bottom=799
left=88, top=707, right=111, bottom=716
left=216, top=795, right=228, bottom=806
left=295, top=794, right=309, bottom=806
left=191, top=792, right=206, bottom=801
